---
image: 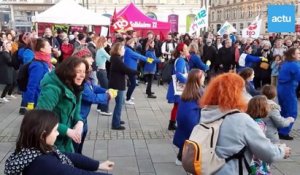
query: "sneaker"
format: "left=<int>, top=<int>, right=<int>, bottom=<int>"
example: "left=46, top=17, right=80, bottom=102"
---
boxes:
left=7, top=95, right=17, bottom=99
left=131, top=97, right=134, bottom=100
left=100, top=111, right=112, bottom=116
left=19, top=108, right=27, bottom=115
left=111, top=126, right=126, bottom=130
left=279, top=134, right=294, bottom=140
left=0, top=97, right=9, bottom=103
left=125, top=99, right=135, bottom=105
left=147, top=94, right=157, bottom=99
left=175, top=158, right=182, bottom=166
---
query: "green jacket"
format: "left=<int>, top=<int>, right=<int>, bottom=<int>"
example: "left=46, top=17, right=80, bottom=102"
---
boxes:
left=37, top=71, right=83, bottom=153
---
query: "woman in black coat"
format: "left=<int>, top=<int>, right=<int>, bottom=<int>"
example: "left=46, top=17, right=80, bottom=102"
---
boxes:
left=109, top=42, right=138, bottom=130
left=0, top=41, right=16, bottom=103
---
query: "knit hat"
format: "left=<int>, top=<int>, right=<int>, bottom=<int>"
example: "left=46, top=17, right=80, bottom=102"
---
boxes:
left=72, top=46, right=92, bottom=58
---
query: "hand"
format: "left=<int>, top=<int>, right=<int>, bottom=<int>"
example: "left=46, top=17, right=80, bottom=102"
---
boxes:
left=260, top=57, right=268, bottom=62
left=107, top=89, right=118, bottom=99
left=206, top=60, right=211, bottom=66
left=98, top=160, right=115, bottom=171
left=26, top=103, right=34, bottom=110
left=51, top=58, right=57, bottom=64
left=219, top=64, right=223, bottom=68
left=284, top=146, right=291, bottom=159
left=67, top=128, right=81, bottom=143
left=287, top=117, right=295, bottom=123
left=147, top=57, right=154, bottom=64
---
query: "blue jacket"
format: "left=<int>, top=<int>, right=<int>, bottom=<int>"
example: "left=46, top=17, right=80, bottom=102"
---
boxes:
left=239, top=53, right=261, bottom=69
left=277, top=61, right=300, bottom=118
left=245, top=81, right=260, bottom=96
left=18, top=47, right=34, bottom=64
left=23, top=152, right=110, bottom=175
left=124, top=45, right=147, bottom=70
left=188, top=52, right=209, bottom=72
left=173, top=99, right=200, bottom=149
left=80, top=79, right=109, bottom=121
left=166, top=57, right=189, bottom=103
left=144, top=49, right=161, bottom=74
left=23, top=61, right=49, bottom=105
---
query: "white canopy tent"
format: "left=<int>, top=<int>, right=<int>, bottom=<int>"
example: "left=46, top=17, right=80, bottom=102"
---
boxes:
left=32, top=0, right=110, bottom=26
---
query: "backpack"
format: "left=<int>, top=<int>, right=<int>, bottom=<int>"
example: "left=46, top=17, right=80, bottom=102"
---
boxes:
left=161, top=60, right=174, bottom=83
left=17, top=60, right=42, bottom=91
left=11, top=50, right=21, bottom=70
left=182, top=111, right=251, bottom=175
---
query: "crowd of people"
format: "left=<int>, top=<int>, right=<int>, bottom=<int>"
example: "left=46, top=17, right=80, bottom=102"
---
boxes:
left=0, top=27, right=299, bottom=174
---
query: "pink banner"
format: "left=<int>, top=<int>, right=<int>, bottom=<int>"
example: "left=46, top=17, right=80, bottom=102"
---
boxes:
left=168, top=14, right=178, bottom=33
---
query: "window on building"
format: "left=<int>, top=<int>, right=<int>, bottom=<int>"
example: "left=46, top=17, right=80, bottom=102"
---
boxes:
left=212, top=11, right=215, bottom=21
left=240, top=23, right=244, bottom=30
left=217, top=24, right=221, bottom=31
left=233, top=23, right=236, bottom=29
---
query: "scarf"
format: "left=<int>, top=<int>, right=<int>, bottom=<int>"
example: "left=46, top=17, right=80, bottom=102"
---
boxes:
left=34, top=51, right=52, bottom=69
left=4, top=147, right=74, bottom=175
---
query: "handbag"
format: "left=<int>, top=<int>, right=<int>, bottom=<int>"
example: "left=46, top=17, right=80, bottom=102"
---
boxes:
left=260, top=62, right=269, bottom=70
left=172, top=74, right=186, bottom=95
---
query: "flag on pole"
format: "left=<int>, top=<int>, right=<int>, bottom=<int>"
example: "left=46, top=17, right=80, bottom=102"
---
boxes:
left=217, top=21, right=237, bottom=36
left=242, top=16, right=262, bottom=39
left=109, top=8, right=117, bottom=35
left=189, top=7, right=208, bottom=34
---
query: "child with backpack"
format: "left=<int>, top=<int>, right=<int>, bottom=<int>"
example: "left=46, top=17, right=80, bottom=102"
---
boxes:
left=246, top=95, right=272, bottom=175
left=261, top=85, right=294, bottom=144
left=182, top=73, right=291, bottom=175
left=19, top=38, right=53, bottom=115
left=173, top=69, right=204, bottom=166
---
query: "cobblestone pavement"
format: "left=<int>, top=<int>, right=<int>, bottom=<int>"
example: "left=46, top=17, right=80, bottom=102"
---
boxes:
left=0, top=83, right=299, bottom=175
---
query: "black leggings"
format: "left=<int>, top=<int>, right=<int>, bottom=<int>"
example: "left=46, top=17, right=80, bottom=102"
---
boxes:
left=1, top=83, right=16, bottom=98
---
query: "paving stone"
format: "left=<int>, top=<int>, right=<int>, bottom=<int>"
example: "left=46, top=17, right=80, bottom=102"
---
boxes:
left=153, top=163, right=187, bottom=175
left=93, top=140, right=108, bottom=160
left=273, top=161, right=300, bottom=175
left=108, top=140, right=135, bottom=157
left=109, top=156, right=139, bottom=175
left=147, top=142, right=176, bottom=163
left=135, top=148, right=151, bottom=159
left=137, top=158, right=155, bottom=173
left=133, top=139, right=147, bottom=149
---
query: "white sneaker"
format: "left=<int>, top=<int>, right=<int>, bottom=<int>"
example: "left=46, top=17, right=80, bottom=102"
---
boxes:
left=100, top=111, right=112, bottom=116
left=7, top=95, right=17, bottom=99
left=0, top=97, right=9, bottom=103
left=131, top=97, right=134, bottom=100
left=125, top=99, right=135, bottom=105
left=175, top=158, right=182, bottom=166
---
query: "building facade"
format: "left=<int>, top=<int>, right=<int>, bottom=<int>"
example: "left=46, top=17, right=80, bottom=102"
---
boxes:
left=209, top=0, right=299, bottom=35
left=0, top=0, right=55, bottom=31
left=1, top=0, right=208, bottom=33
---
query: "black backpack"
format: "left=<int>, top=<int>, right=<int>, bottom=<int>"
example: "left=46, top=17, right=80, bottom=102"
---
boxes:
left=161, top=60, right=174, bottom=83
left=11, top=50, right=21, bottom=70
left=17, top=60, right=42, bottom=91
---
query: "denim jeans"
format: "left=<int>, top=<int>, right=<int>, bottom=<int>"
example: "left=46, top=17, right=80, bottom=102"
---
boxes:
left=90, top=71, right=98, bottom=85
left=73, top=120, right=88, bottom=154
left=96, top=69, right=109, bottom=112
left=126, top=75, right=136, bottom=101
left=112, top=90, right=125, bottom=128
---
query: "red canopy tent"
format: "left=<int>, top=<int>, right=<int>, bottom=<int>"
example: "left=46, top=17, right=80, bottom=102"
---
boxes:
left=112, top=3, right=171, bottom=38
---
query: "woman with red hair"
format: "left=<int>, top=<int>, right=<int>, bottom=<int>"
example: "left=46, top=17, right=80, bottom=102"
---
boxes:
left=200, top=73, right=291, bottom=175
left=166, top=42, right=190, bottom=130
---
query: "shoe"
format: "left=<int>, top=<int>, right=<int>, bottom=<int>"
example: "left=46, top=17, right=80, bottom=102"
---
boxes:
left=125, top=99, right=135, bottom=105
left=146, top=92, right=155, bottom=95
left=7, top=95, right=17, bottom=99
left=168, top=120, right=177, bottom=130
left=19, top=108, right=27, bottom=115
left=131, top=97, right=134, bottom=100
left=0, top=97, right=9, bottom=103
left=279, top=134, right=294, bottom=140
left=175, top=158, right=182, bottom=166
left=100, top=111, right=112, bottom=116
left=147, top=94, right=157, bottom=98
left=111, top=126, right=126, bottom=130
left=120, top=121, right=125, bottom=125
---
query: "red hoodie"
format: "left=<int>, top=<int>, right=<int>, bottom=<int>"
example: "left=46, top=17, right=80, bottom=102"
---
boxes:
left=61, top=43, right=74, bottom=60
